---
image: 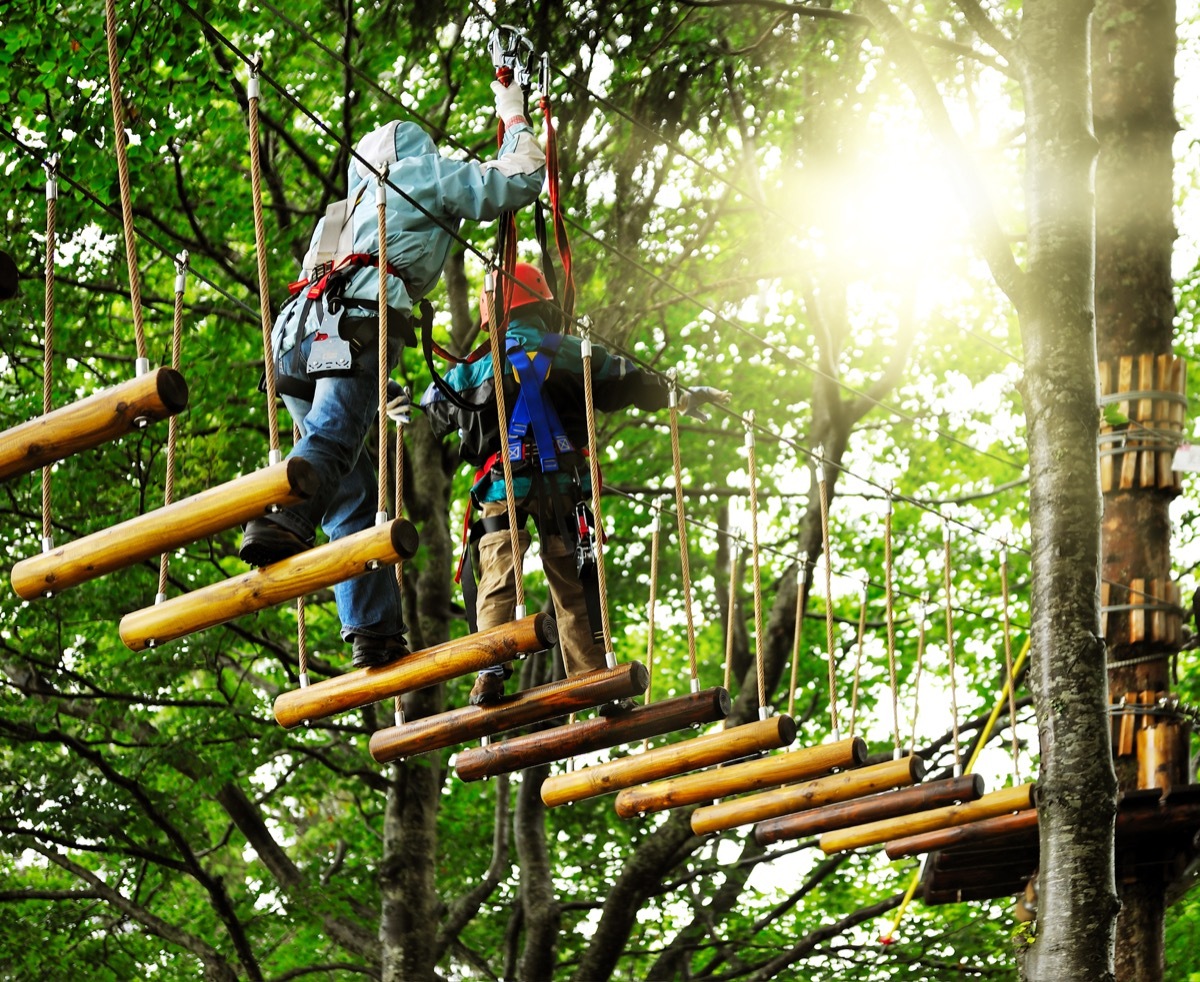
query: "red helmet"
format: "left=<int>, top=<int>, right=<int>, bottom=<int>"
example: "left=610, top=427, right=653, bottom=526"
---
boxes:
left=480, top=262, right=554, bottom=327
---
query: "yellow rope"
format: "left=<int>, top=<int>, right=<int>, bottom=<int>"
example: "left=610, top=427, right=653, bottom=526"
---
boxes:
left=579, top=326, right=614, bottom=657
left=884, top=493, right=901, bottom=756
left=1000, top=544, right=1020, bottom=784
left=816, top=456, right=838, bottom=734
left=942, top=522, right=962, bottom=775
left=786, top=554, right=808, bottom=720
left=667, top=376, right=699, bottom=683
left=41, top=157, right=57, bottom=550
left=246, top=60, right=281, bottom=459
left=643, top=501, right=662, bottom=750
left=157, top=252, right=187, bottom=600
left=744, top=414, right=766, bottom=714
left=103, top=0, right=148, bottom=364
left=908, top=597, right=928, bottom=753
left=848, top=579, right=868, bottom=739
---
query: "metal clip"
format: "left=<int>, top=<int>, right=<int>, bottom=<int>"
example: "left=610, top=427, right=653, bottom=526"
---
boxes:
left=488, top=25, right=535, bottom=90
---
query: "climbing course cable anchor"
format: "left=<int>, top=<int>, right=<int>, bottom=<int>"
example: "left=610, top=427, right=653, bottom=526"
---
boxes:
left=488, top=25, right=535, bottom=89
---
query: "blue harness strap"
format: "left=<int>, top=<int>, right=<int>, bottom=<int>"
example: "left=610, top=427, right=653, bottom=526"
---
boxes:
left=505, top=334, right=574, bottom=474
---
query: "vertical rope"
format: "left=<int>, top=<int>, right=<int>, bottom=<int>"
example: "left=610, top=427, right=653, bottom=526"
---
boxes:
left=815, top=454, right=839, bottom=737
left=942, top=521, right=962, bottom=776
left=579, top=326, right=614, bottom=659
left=643, top=500, right=662, bottom=751
left=909, top=596, right=928, bottom=754
left=722, top=533, right=741, bottom=730
left=744, top=414, right=767, bottom=717
left=393, top=374, right=407, bottom=725
left=787, top=554, right=808, bottom=720
left=156, top=252, right=188, bottom=602
left=482, top=267, right=525, bottom=615
left=40, top=156, right=58, bottom=553
left=667, top=375, right=699, bottom=684
left=1001, top=543, right=1020, bottom=784
left=294, top=422, right=309, bottom=688
left=848, top=578, right=868, bottom=740
left=884, top=492, right=901, bottom=758
left=245, top=59, right=282, bottom=460
left=102, top=0, right=147, bottom=367
left=376, top=167, right=390, bottom=523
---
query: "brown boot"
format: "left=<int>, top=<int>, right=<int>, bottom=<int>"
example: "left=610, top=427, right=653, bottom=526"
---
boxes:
left=597, top=698, right=637, bottom=718
left=469, top=673, right=505, bottom=706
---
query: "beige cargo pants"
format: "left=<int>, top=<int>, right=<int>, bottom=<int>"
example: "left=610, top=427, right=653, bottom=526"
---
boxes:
left=474, top=498, right=607, bottom=677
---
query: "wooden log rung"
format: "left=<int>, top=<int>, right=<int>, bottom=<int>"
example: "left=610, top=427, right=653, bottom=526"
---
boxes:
left=119, top=518, right=420, bottom=652
left=695, top=755, right=927, bottom=837
left=273, top=613, right=557, bottom=728
left=11, top=458, right=318, bottom=599
left=369, top=661, right=649, bottom=762
left=454, top=687, right=732, bottom=783
left=820, top=782, right=1035, bottom=855
left=615, top=736, right=868, bottom=820
left=884, top=808, right=1039, bottom=859
left=540, top=715, right=798, bottom=809
left=0, top=368, right=188, bottom=482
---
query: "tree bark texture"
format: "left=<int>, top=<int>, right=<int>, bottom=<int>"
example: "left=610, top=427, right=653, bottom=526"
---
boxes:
left=1018, top=2, right=1120, bottom=980
left=1093, top=1, right=1179, bottom=978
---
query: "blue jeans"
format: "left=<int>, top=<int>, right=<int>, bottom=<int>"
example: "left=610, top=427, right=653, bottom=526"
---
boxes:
left=271, top=317, right=405, bottom=642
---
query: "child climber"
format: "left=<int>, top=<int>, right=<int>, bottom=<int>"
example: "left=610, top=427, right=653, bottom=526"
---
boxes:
left=420, top=263, right=729, bottom=707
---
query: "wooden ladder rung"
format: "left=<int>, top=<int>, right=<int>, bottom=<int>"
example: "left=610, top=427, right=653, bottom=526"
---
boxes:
left=820, top=782, right=1035, bottom=854
left=752, top=772, right=981, bottom=846
left=369, top=662, right=650, bottom=762
left=540, top=715, right=798, bottom=809
left=885, top=807, right=1039, bottom=860
left=273, top=613, right=557, bottom=728
left=455, top=687, right=732, bottom=782
left=693, top=754, right=927, bottom=837
left=0, top=368, right=188, bottom=482
left=614, top=736, right=867, bottom=819
left=11, top=458, right=318, bottom=599
left=119, top=517, right=419, bottom=652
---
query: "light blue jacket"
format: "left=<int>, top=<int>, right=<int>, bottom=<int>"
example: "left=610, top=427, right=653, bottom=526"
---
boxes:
left=273, top=119, right=545, bottom=355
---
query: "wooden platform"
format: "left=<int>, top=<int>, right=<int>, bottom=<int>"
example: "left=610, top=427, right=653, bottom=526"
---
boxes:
left=919, top=785, right=1200, bottom=906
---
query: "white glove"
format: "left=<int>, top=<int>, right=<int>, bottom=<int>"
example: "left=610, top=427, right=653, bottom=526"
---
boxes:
left=492, top=79, right=526, bottom=124
left=680, top=386, right=732, bottom=422
left=386, top=386, right=412, bottom=426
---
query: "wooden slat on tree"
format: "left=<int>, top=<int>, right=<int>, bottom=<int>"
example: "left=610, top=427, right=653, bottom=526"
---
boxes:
left=11, top=458, right=318, bottom=599
left=884, top=806, right=1039, bottom=859
left=454, top=687, right=732, bottom=782
left=1116, top=690, right=1138, bottom=757
left=540, top=715, right=798, bottom=809
left=819, top=782, right=1035, bottom=854
left=119, top=518, right=420, bottom=652
left=1171, top=355, right=1187, bottom=492
left=274, top=613, right=557, bottom=728
left=1100, top=580, right=1110, bottom=638
left=1155, top=354, right=1172, bottom=486
left=752, top=772, right=984, bottom=846
left=0, top=368, right=188, bottom=482
left=932, top=843, right=1040, bottom=872
left=614, top=736, right=868, bottom=819
left=1118, top=355, right=1137, bottom=489
left=1139, top=352, right=1155, bottom=486
left=1129, top=578, right=1146, bottom=643
left=1099, top=361, right=1113, bottom=492
left=693, top=754, right=926, bottom=837
left=369, top=662, right=649, bottom=762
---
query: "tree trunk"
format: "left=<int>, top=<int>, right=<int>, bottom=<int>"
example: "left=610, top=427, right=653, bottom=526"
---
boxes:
left=1018, top=1, right=1120, bottom=979
left=1093, top=1, right=1180, bottom=978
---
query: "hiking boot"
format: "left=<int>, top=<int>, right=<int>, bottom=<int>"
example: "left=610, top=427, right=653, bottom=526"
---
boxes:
left=351, top=634, right=411, bottom=670
left=239, top=518, right=312, bottom=567
left=597, top=698, right=637, bottom=718
left=469, top=673, right=505, bottom=706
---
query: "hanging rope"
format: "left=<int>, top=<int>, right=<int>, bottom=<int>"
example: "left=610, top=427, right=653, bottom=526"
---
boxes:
left=294, top=420, right=310, bottom=690
left=579, top=323, right=614, bottom=662
left=848, top=578, right=868, bottom=739
left=884, top=491, right=902, bottom=758
left=482, top=263, right=526, bottom=617
left=943, top=521, right=962, bottom=776
left=393, top=411, right=407, bottom=725
left=815, top=453, right=839, bottom=738
left=375, top=166, right=391, bottom=523
left=155, top=251, right=188, bottom=603
left=102, top=0, right=148, bottom=369
left=245, top=58, right=282, bottom=461
left=786, top=553, right=808, bottom=720
left=40, top=155, right=58, bottom=554
left=643, top=499, right=663, bottom=750
left=1001, top=542, right=1020, bottom=784
left=667, top=374, right=700, bottom=685
left=908, top=595, right=928, bottom=754
left=722, top=532, right=742, bottom=730
left=744, top=413, right=767, bottom=718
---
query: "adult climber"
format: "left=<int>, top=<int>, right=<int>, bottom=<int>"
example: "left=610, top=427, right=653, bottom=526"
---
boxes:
left=239, top=80, right=545, bottom=670
left=420, top=262, right=730, bottom=707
